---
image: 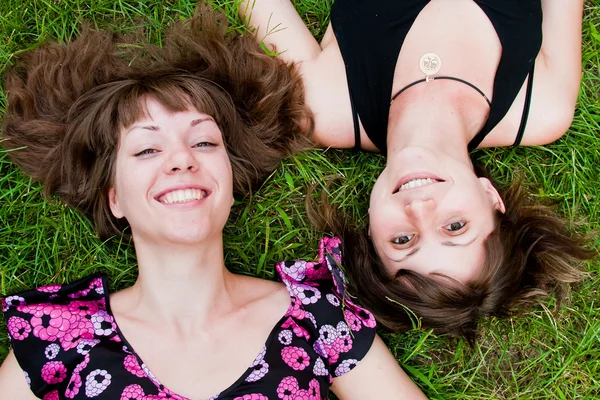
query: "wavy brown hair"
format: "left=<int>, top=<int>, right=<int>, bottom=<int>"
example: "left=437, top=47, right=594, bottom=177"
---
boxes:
left=310, top=170, right=595, bottom=345
left=2, top=5, right=313, bottom=239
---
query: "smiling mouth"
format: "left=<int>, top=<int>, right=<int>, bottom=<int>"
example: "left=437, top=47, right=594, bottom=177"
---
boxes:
left=394, top=178, right=444, bottom=193
left=157, top=189, right=209, bottom=204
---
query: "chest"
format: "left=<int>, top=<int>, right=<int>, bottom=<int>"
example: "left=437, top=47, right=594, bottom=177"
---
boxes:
left=392, top=0, right=502, bottom=99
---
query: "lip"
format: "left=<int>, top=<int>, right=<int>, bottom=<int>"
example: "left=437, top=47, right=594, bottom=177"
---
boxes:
left=153, top=184, right=212, bottom=204
left=393, top=173, right=445, bottom=194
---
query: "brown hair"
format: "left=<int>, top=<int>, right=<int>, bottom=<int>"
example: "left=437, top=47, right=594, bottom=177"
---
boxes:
left=310, top=171, right=595, bottom=345
left=2, top=5, right=313, bottom=239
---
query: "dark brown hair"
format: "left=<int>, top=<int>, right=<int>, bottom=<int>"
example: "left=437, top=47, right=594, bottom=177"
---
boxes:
left=310, top=171, right=595, bottom=344
left=2, top=5, right=313, bottom=239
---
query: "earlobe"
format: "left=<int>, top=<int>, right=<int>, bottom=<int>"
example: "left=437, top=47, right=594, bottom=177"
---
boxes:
left=108, top=187, right=124, bottom=219
left=478, top=178, right=506, bottom=214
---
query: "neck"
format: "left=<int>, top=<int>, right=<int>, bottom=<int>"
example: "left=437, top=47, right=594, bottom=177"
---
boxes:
left=387, top=82, right=486, bottom=166
left=121, top=235, right=238, bottom=328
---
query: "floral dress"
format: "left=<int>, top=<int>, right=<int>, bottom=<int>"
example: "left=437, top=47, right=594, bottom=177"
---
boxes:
left=2, top=237, right=377, bottom=400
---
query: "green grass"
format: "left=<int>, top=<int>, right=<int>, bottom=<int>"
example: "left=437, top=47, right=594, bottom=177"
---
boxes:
left=1, top=0, right=599, bottom=398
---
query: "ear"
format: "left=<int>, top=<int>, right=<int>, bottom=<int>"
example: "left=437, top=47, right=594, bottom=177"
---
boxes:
left=478, top=177, right=506, bottom=214
left=108, top=187, right=124, bottom=219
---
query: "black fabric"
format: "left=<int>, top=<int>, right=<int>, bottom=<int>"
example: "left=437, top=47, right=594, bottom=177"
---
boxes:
left=330, top=0, right=543, bottom=153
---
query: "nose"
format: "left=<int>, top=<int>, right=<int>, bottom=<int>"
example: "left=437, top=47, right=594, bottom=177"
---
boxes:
left=164, top=144, right=199, bottom=174
left=404, top=198, right=436, bottom=220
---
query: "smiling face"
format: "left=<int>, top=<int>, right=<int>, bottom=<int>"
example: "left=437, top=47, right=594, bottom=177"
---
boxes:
left=108, top=97, right=234, bottom=245
left=368, top=147, right=505, bottom=283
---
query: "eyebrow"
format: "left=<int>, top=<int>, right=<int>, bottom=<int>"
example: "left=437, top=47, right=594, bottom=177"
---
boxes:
left=127, top=117, right=215, bottom=134
left=389, top=236, right=478, bottom=263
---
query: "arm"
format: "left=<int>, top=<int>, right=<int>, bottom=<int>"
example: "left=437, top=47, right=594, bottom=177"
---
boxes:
left=238, top=0, right=364, bottom=149
left=483, top=0, right=583, bottom=147
left=330, top=335, right=428, bottom=400
left=0, top=351, right=39, bottom=399
left=238, top=0, right=321, bottom=63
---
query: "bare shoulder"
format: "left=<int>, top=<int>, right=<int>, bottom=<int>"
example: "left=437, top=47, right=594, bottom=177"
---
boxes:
left=0, top=351, right=39, bottom=400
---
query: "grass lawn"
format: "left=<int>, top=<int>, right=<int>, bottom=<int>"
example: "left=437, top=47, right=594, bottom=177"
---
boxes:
left=1, top=0, right=599, bottom=398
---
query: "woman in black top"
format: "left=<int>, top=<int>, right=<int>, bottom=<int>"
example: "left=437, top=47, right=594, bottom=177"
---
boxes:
left=240, top=0, right=592, bottom=341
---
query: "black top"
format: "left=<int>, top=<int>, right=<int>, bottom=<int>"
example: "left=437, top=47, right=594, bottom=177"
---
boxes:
left=330, top=0, right=543, bottom=153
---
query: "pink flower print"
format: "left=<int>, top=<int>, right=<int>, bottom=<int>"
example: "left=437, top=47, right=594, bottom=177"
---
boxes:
left=246, top=345, right=269, bottom=382
left=313, top=341, right=327, bottom=359
left=285, top=296, right=306, bottom=320
left=334, top=359, right=359, bottom=377
left=278, top=329, right=293, bottom=345
left=68, top=277, right=104, bottom=299
left=4, top=295, right=26, bottom=311
left=355, top=307, right=376, bottom=329
left=293, top=389, right=312, bottom=400
left=23, top=370, right=31, bottom=386
left=91, top=310, right=115, bottom=336
left=336, top=321, right=350, bottom=339
left=246, top=359, right=269, bottom=382
left=318, top=325, right=338, bottom=345
left=65, top=372, right=83, bottom=398
left=282, top=318, right=310, bottom=340
left=281, top=346, right=310, bottom=371
left=59, top=317, right=95, bottom=350
left=124, top=354, right=145, bottom=378
left=157, top=386, right=187, bottom=399
left=1, top=298, right=7, bottom=312
left=72, top=354, right=90, bottom=378
left=28, top=304, right=79, bottom=342
left=343, top=310, right=362, bottom=332
left=45, top=343, right=60, bottom=359
left=111, top=334, right=122, bottom=342
left=281, top=260, right=307, bottom=281
left=312, top=358, right=328, bottom=377
left=43, top=390, right=60, bottom=400
left=85, top=369, right=112, bottom=397
left=322, top=343, right=340, bottom=365
left=305, top=260, right=331, bottom=281
left=67, top=300, right=100, bottom=316
left=7, top=316, right=31, bottom=340
left=332, top=336, right=352, bottom=354
left=308, top=379, right=321, bottom=399
left=38, top=284, right=62, bottom=293
left=234, top=394, right=268, bottom=400
left=121, top=384, right=146, bottom=400
left=277, top=376, right=300, bottom=400
left=326, top=293, right=340, bottom=307
left=304, top=311, right=317, bottom=328
left=291, top=283, right=321, bottom=306
left=77, top=338, right=100, bottom=355
left=41, top=361, right=67, bottom=384
left=318, top=237, right=342, bottom=262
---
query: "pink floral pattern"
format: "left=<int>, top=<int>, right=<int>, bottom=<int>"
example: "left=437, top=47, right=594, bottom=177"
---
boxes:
left=2, top=238, right=375, bottom=399
left=7, top=316, right=31, bottom=340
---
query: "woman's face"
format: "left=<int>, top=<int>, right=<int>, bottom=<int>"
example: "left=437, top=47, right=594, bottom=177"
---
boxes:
left=368, top=147, right=505, bottom=283
left=108, top=97, right=234, bottom=245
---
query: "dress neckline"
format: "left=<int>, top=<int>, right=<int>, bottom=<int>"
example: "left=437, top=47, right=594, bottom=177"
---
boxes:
left=101, top=275, right=294, bottom=400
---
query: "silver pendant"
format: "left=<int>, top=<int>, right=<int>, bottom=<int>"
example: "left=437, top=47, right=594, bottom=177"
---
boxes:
left=419, top=53, right=441, bottom=82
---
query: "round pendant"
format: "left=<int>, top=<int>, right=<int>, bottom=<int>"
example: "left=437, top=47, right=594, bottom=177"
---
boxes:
left=419, top=53, right=442, bottom=76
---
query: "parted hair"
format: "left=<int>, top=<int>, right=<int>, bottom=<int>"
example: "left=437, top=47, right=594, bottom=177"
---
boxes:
left=2, top=5, right=313, bottom=239
left=309, top=169, right=595, bottom=344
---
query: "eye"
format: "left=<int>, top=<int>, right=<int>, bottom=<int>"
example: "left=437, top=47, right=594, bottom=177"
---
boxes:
left=391, top=234, right=415, bottom=246
left=134, top=148, right=159, bottom=157
left=192, top=141, right=216, bottom=148
left=444, top=221, right=466, bottom=232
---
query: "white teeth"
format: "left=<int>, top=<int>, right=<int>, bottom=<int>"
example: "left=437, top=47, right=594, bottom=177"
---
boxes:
left=159, top=189, right=206, bottom=204
left=399, top=178, right=437, bottom=191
